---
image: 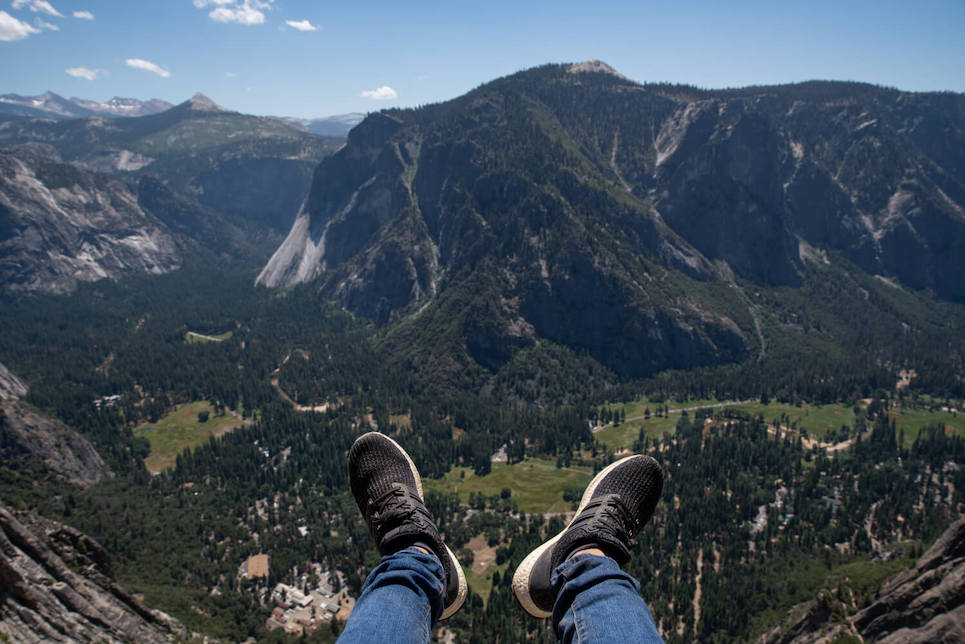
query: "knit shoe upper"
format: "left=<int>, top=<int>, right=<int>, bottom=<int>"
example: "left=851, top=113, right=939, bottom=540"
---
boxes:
left=349, top=431, right=467, bottom=620
left=512, top=454, right=664, bottom=618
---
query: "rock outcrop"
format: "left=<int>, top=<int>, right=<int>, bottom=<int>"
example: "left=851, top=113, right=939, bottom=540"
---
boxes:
left=0, top=504, right=188, bottom=643
left=760, top=518, right=965, bottom=643
left=853, top=518, right=965, bottom=643
left=0, top=361, right=111, bottom=487
left=0, top=361, right=27, bottom=400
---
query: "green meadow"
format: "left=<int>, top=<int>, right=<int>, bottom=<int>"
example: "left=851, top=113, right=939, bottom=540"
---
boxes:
left=135, top=401, right=242, bottom=472
left=425, top=458, right=592, bottom=514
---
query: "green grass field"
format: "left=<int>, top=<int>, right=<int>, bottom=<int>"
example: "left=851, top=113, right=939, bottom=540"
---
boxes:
left=425, top=458, right=592, bottom=514
left=464, top=559, right=511, bottom=605
left=135, top=401, right=243, bottom=472
left=734, top=402, right=855, bottom=439
left=888, top=406, right=965, bottom=446
left=608, top=396, right=724, bottom=419
left=597, top=395, right=965, bottom=448
left=594, top=415, right=679, bottom=450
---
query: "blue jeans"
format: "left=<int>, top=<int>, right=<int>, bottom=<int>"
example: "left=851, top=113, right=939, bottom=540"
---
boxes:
left=337, top=548, right=663, bottom=643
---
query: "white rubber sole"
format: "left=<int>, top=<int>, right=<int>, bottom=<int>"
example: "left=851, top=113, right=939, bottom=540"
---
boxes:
left=512, top=455, right=640, bottom=618
left=440, top=544, right=468, bottom=620
left=362, top=432, right=468, bottom=620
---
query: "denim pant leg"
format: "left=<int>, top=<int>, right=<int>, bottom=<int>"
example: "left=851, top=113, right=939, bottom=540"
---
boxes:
left=551, top=553, right=664, bottom=644
left=337, top=547, right=446, bottom=644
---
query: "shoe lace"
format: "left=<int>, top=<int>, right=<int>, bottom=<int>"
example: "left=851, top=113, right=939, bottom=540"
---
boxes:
left=578, top=494, right=638, bottom=547
left=369, top=485, right=425, bottom=535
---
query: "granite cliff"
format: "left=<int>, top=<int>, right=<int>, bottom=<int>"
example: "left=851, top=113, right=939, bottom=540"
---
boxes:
left=0, top=148, right=181, bottom=296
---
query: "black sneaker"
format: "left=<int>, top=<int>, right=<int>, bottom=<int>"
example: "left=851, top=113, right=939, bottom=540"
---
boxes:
left=349, top=431, right=467, bottom=620
left=512, top=454, right=664, bottom=617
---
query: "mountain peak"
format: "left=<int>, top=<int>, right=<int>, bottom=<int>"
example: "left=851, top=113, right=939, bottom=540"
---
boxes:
left=186, top=93, right=225, bottom=112
left=566, top=60, right=628, bottom=80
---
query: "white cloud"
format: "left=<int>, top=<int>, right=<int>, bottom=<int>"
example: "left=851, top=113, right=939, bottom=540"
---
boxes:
left=72, top=10, right=93, bottom=20
left=225, top=71, right=238, bottom=78
left=361, top=85, right=398, bottom=100
left=195, top=0, right=271, bottom=26
left=66, top=66, right=103, bottom=80
left=126, top=58, right=170, bottom=78
left=0, top=9, right=38, bottom=40
left=11, top=0, right=62, bottom=17
left=34, top=17, right=56, bottom=30
left=285, top=19, right=316, bottom=32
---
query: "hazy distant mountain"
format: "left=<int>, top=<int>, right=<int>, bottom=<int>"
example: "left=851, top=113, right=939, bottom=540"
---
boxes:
left=70, top=95, right=174, bottom=118
left=307, top=113, right=365, bottom=137
left=0, top=91, right=172, bottom=120
left=284, top=113, right=365, bottom=137
left=259, top=61, right=965, bottom=379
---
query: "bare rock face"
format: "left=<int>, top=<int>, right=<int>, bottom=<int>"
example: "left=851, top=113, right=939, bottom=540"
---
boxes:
left=0, top=361, right=27, bottom=400
left=760, top=519, right=965, bottom=644
left=0, top=148, right=181, bottom=296
left=853, top=519, right=965, bottom=643
left=0, top=361, right=111, bottom=488
left=0, top=504, right=189, bottom=643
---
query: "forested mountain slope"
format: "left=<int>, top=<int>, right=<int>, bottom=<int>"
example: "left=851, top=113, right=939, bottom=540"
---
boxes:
left=259, top=62, right=965, bottom=386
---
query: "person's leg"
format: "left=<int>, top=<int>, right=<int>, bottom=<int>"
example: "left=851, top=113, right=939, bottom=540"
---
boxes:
left=337, top=546, right=444, bottom=644
left=512, top=454, right=665, bottom=643
left=338, top=432, right=467, bottom=644
left=551, top=553, right=662, bottom=643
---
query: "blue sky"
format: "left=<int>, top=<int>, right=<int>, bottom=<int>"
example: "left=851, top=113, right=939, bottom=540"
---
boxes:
left=1, top=0, right=963, bottom=118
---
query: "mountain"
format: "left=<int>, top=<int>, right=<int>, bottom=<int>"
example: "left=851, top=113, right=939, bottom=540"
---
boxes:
left=0, top=93, right=343, bottom=234
left=0, top=91, right=172, bottom=120
left=258, top=61, right=965, bottom=380
left=0, top=91, right=94, bottom=119
left=0, top=144, right=273, bottom=297
left=69, top=96, right=175, bottom=118
left=284, top=113, right=365, bottom=137
left=302, top=113, right=366, bottom=137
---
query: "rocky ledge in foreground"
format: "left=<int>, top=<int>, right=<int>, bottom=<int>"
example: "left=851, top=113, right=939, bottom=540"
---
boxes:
left=852, top=518, right=965, bottom=643
left=761, top=518, right=965, bottom=643
left=0, top=504, right=189, bottom=643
